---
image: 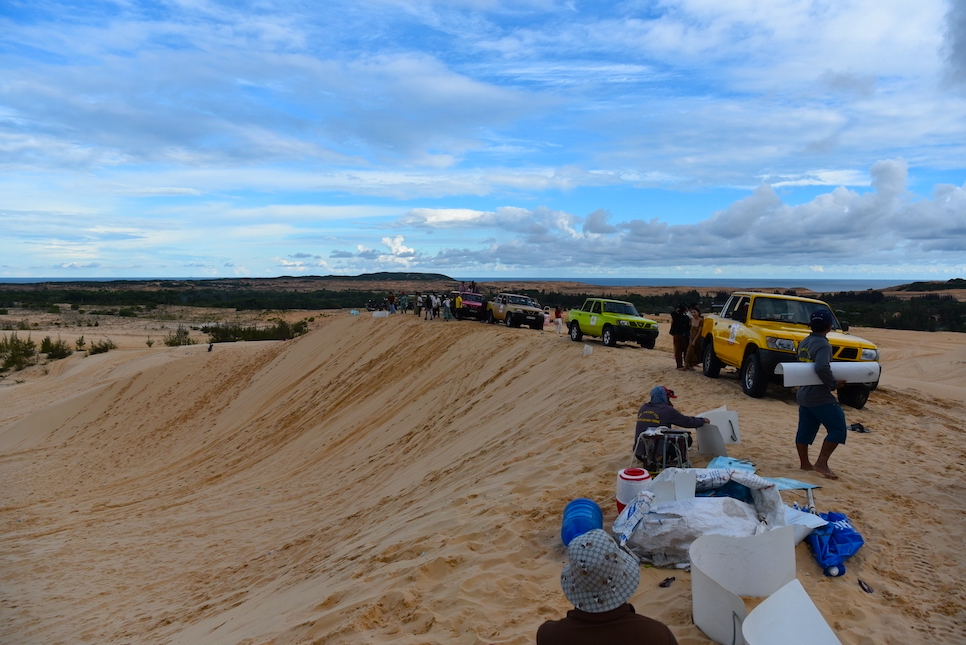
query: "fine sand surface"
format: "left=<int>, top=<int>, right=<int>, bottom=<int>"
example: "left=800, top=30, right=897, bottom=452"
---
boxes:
left=1, top=311, right=964, bottom=644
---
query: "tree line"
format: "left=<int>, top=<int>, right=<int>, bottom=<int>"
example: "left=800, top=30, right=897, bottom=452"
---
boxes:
left=2, top=287, right=964, bottom=333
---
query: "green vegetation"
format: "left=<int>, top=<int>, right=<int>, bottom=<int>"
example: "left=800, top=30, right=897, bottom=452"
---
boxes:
left=893, top=278, right=966, bottom=292
left=1, top=332, right=37, bottom=371
left=203, top=319, right=309, bottom=343
left=89, top=338, right=117, bottom=354
left=75, top=336, right=86, bottom=351
left=163, top=324, right=196, bottom=347
left=40, top=335, right=73, bottom=360
left=1, top=275, right=963, bottom=333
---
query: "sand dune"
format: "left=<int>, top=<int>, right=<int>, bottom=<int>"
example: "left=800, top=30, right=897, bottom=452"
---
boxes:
left=1, top=313, right=964, bottom=644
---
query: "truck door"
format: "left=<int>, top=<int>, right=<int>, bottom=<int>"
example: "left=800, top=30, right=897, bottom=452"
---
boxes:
left=589, top=300, right=603, bottom=334
left=717, top=295, right=750, bottom=365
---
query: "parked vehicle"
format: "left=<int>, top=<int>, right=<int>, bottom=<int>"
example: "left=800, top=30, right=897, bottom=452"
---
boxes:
left=567, top=298, right=659, bottom=348
left=700, top=291, right=879, bottom=407
left=453, top=291, right=487, bottom=320
left=486, top=293, right=545, bottom=329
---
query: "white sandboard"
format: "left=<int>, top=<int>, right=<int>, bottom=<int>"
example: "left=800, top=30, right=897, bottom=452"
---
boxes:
left=698, top=406, right=740, bottom=444
left=775, top=361, right=880, bottom=386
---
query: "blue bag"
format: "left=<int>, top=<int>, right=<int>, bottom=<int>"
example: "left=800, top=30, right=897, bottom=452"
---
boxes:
left=806, top=511, right=864, bottom=576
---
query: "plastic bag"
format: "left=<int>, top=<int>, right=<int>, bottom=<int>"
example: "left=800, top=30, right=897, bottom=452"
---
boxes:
left=806, top=511, right=864, bottom=576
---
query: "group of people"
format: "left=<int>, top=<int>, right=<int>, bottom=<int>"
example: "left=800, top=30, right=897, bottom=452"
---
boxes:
left=669, top=302, right=703, bottom=370
left=538, top=308, right=852, bottom=641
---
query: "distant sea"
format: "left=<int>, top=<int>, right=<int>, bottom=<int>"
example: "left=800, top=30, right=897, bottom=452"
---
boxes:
left=0, top=276, right=909, bottom=293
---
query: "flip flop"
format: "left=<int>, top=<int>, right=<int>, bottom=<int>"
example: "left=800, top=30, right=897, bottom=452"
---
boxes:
left=659, top=577, right=676, bottom=588
left=858, top=579, right=874, bottom=593
left=848, top=423, right=871, bottom=433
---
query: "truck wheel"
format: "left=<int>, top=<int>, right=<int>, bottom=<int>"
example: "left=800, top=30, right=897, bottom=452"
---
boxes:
left=569, top=322, right=583, bottom=341
left=602, top=325, right=616, bottom=347
left=487, top=311, right=495, bottom=324
left=640, top=338, right=656, bottom=349
left=702, top=342, right=721, bottom=378
left=839, top=384, right=870, bottom=410
left=740, top=352, right=769, bottom=398
left=505, top=313, right=514, bottom=327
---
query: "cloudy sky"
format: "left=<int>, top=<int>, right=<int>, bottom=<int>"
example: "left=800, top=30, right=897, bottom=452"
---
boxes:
left=2, top=0, right=965, bottom=280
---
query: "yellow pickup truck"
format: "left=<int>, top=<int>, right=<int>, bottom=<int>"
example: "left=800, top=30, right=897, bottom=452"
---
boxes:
left=700, top=291, right=879, bottom=407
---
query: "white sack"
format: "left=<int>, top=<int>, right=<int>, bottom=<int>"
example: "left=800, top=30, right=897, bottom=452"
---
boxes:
left=622, top=497, right=765, bottom=567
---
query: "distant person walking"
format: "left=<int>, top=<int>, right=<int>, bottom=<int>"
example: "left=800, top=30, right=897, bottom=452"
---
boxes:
left=425, top=294, right=434, bottom=320
left=795, top=310, right=848, bottom=480
left=387, top=292, right=396, bottom=314
left=554, top=305, right=564, bottom=334
left=415, top=293, right=423, bottom=317
left=670, top=303, right=690, bottom=370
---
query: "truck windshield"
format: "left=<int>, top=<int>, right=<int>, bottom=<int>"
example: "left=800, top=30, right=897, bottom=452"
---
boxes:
left=461, top=293, right=484, bottom=303
left=507, top=295, right=531, bottom=305
left=751, top=298, right=840, bottom=329
left=603, top=302, right=640, bottom=316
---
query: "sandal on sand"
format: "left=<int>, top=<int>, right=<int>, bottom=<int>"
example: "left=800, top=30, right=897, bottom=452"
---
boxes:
left=848, top=423, right=871, bottom=433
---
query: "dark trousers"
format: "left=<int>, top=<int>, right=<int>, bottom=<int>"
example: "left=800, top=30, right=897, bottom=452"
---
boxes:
left=672, top=334, right=688, bottom=368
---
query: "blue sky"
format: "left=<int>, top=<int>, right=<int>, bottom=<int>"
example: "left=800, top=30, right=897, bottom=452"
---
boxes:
left=1, top=0, right=964, bottom=280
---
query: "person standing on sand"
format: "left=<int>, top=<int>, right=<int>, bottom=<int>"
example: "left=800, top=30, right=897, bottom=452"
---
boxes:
left=387, top=291, right=396, bottom=314
left=536, top=529, right=678, bottom=645
left=683, top=303, right=703, bottom=369
left=442, top=295, right=453, bottom=321
left=669, top=304, right=690, bottom=370
left=795, top=309, right=848, bottom=480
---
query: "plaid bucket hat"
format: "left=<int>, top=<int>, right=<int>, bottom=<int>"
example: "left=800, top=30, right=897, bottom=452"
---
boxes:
left=560, top=529, right=641, bottom=613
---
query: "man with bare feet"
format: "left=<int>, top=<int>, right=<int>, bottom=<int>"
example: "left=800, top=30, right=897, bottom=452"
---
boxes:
left=795, top=309, right=848, bottom=479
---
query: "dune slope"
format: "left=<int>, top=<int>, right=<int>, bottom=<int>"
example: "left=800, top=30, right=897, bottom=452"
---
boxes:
left=1, top=314, right=964, bottom=644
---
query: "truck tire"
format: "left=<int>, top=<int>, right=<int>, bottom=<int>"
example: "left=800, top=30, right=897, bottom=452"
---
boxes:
left=740, top=352, right=769, bottom=398
left=702, top=342, right=721, bottom=378
left=505, top=313, right=515, bottom=327
left=569, top=322, right=583, bottom=341
left=487, top=311, right=495, bottom=324
left=839, top=384, right=870, bottom=410
left=602, top=325, right=616, bottom=347
left=640, top=338, right=656, bottom=349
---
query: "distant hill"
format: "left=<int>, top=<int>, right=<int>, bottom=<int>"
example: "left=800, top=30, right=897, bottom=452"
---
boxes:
left=891, top=278, right=966, bottom=292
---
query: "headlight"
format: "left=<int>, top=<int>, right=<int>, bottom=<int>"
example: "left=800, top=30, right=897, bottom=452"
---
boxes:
left=861, top=348, right=879, bottom=361
left=619, top=320, right=628, bottom=326
left=766, top=337, right=796, bottom=352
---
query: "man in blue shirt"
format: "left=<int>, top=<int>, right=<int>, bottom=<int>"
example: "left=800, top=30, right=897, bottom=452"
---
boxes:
left=796, top=310, right=848, bottom=479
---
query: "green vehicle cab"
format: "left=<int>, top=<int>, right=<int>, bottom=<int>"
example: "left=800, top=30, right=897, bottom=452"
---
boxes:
left=568, top=298, right=659, bottom=348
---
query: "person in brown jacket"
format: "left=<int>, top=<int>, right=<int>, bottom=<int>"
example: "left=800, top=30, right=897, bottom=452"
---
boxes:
left=536, top=529, right=678, bottom=645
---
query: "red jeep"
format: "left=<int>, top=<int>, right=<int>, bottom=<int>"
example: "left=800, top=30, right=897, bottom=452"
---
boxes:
left=454, top=291, right=487, bottom=320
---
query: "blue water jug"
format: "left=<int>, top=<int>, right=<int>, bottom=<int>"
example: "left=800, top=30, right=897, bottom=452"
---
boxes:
left=561, top=498, right=604, bottom=546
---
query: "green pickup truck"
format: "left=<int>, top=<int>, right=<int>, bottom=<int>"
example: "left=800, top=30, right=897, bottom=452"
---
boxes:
left=568, top=298, right=660, bottom=348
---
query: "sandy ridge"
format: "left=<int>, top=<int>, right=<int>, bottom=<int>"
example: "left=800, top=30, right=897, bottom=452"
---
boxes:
left=1, top=312, right=964, bottom=644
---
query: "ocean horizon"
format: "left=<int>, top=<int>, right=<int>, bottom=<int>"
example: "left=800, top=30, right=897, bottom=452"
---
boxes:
left=0, top=276, right=915, bottom=293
